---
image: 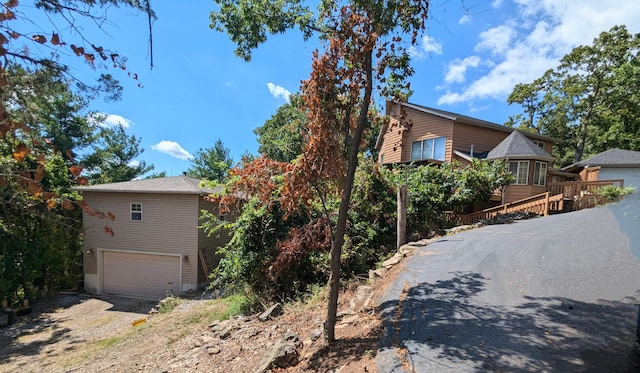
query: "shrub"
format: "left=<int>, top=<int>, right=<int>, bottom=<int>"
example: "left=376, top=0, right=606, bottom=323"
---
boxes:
left=596, top=185, right=636, bottom=201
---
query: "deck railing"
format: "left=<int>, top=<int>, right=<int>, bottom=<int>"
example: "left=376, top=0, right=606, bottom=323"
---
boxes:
left=547, top=179, right=624, bottom=198
left=457, top=192, right=563, bottom=225
left=450, top=179, right=625, bottom=226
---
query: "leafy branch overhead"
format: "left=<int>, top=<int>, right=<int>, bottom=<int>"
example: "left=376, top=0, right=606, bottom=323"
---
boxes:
left=0, top=0, right=153, bottom=211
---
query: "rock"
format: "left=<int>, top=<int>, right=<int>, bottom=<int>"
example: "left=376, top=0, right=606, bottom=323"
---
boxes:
left=152, top=369, right=168, bottom=373
left=210, top=319, right=241, bottom=339
left=219, top=328, right=232, bottom=340
left=0, top=314, right=8, bottom=327
left=340, top=315, right=359, bottom=325
left=200, top=335, right=215, bottom=346
left=398, top=245, right=416, bottom=255
left=259, top=303, right=282, bottom=321
left=382, top=253, right=403, bottom=268
left=254, top=332, right=303, bottom=373
left=369, top=268, right=386, bottom=279
left=310, top=329, right=322, bottom=341
left=207, top=346, right=221, bottom=355
left=356, top=286, right=373, bottom=301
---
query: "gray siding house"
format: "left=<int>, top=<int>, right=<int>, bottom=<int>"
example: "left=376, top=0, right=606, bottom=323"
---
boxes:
left=74, top=176, right=228, bottom=299
left=562, top=148, right=640, bottom=188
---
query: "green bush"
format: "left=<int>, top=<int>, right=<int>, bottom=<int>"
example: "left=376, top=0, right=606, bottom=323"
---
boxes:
left=596, top=185, right=636, bottom=201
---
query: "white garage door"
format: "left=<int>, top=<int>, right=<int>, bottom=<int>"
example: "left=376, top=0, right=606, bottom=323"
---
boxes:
left=103, top=251, right=181, bottom=299
left=599, top=168, right=640, bottom=188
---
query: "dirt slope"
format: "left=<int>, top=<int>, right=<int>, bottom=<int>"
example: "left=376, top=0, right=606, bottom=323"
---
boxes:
left=0, top=263, right=404, bottom=373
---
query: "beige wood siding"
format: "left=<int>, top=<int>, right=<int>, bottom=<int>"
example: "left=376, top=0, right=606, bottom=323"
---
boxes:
left=503, top=184, right=548, bottom=203
left=401, top=108, right=454, bottom=162
left=379, top=116, right=405, bottom=164
left=451, top=123, right=509, bottom=156
left=580, top=167, right=600, bottom=181
left=82, top=192, right=199, bottom=287
left=380, top=106, right=454, bottom=164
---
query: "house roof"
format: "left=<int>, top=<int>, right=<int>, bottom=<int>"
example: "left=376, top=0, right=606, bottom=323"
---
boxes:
left=72, top=175, right=222, bottom=195
left=561, top=148, right=640, bottom=172
left=486, top=130, right=554, bottom=161
left=376, top=101, right=559, bottom=150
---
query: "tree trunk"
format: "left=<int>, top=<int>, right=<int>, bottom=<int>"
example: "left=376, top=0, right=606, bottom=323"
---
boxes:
left=324, top=50, right=373, bottom=345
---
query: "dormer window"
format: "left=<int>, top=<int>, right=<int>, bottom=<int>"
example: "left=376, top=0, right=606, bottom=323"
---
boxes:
left=532, top=140, right=545, bottom=149
left=131, top=203, right=142, bottom=221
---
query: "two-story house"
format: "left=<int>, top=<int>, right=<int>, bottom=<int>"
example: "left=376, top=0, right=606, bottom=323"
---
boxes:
left=74, top=175, right=228, bottom=299
left=376, top=101, right=573, bottom=204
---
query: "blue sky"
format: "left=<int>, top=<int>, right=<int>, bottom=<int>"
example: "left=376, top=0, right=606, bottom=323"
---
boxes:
left=18, top=0, right=640, bottom=176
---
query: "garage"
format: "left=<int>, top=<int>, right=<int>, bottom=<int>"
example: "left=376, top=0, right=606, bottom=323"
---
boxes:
left=599, top=167, right=640, bottom=188
left=102, top=251, right=181, bottom=299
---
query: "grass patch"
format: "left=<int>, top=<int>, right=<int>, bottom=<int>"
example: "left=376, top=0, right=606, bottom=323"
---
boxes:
left=186, top=293, right=257, bottom=325
left=158, top=296, right=180, bottom=314
left=93, top=335, right=125, bottom=349
left=61, top=333, right=130, bottom=369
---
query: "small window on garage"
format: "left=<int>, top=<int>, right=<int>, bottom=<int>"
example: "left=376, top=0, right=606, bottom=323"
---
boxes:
left=131, top=203, right=142, bottom=221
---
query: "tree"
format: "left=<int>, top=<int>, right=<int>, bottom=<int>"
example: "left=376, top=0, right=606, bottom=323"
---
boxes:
left=0, top=1, right=153, bottom=303
left=145, top=171, right=167, bottom=179
left=254, top=94, right=306, bottom=163
left=0, top=66, right=102, bottom=303
left=0, top=1, right=153, bottom=210
left=82, top=124, right=153, bottom=184
left=211, top=0, right=430, bottom=343
left=187, top=139, right=233, bottom=182
left=508, top=25, right=640, bottom=166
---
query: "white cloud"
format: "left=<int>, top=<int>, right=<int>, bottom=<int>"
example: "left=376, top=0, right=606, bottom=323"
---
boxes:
left=445, top=56, right=481, bottom=84
left=151, top=140, right=193, bottom=160
left=458, top=14, right=472, bottom=25
left=89, top=113, right=133, bottom=128
left=437, top=0, right=640, bottom=105
left=266, top=83, right=291, bottom=102
left=421, top=35, right=443, bottom=54
left=475, top=24, right=516, bottom=55
left=409, top=35, right=443, bottom=60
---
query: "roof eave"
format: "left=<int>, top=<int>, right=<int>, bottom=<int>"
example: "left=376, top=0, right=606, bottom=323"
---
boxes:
left=397, top=101, right=560, bottom=144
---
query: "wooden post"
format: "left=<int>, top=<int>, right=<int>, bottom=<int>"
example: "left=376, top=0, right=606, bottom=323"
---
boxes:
left=544, top=192, right=550, bottom=216
left=397, top=184, right=407, bottom=250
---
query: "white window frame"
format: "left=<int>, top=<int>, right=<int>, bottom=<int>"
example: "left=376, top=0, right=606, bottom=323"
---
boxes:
left=130, top=203, right=143, bottom=221
left=533, top=161, right=547, bottom=186
left=411, top=137, right=446, bottom=162
left=508, top=161, right=530, bottom=185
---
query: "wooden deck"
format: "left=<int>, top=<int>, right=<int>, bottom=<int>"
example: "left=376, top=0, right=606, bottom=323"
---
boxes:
left=454, top=179, right=625, bottom=225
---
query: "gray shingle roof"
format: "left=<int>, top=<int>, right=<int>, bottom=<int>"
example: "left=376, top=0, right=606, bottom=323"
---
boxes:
left=72, top=175, right=222, bottom=195
left=562, top=148, right=640, bottom=171
left=486, top=130, right=554, bottom=161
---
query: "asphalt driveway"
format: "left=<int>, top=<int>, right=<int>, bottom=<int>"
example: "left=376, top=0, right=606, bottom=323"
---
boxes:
left=377, top=194, right=640, bottom=372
